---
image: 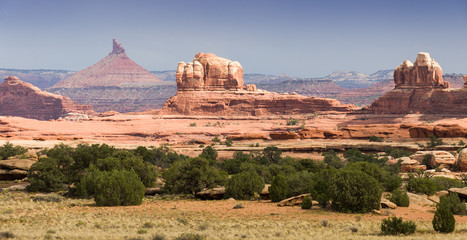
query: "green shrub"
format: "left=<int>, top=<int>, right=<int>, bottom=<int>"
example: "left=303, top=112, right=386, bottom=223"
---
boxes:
left=427, top=134, right=444, bottom=148
left=433, top=204, right=455, bottom=233
left=323, top=150, right=345, bottom=169
left=380, top=217, right=416, bottom=235
left=92, top=169, right=145, bottom=206
left=0, top=142, right=27, bottom=160
left=389, top=190, right=410, bottom=207
left=162, top=157, right=227, bottom=195
left=385, top=147, right=412, bottom=158
left=407, top=175, right=437, bottom=195
left=329, top=169, right=382, bottom=213
left=346, top=162, right=384, bottom=182
left=438, top=193, right=466, bottom=215
left=301, top=196, right=312, bottom=209
left=225, top=171, right=264, bottom=200
left=262, top=146, right=282, bottom=165
left=150, top=146, right=185, bottom=168
left=432, top=177, right=466, bottom=191
left=382, top=173, right=403, bottom=192
left=286, top=171, right=314, bottom=197
left=344, top=148, right=387, bottom=166
left=369, top=136, right=383, bottom=142
left=311, top=169, right=335, bottom=207
left=199, top=146, right=218, bottom=163
left=269, top=175, right=289, bottom=202
left=286, top=118, right=299, bottom=126
left=27, top=157, right=66, bottom=192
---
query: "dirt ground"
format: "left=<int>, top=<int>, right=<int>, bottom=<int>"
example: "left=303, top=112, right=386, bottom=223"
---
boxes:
left=1, top=191, right=467, bottom=240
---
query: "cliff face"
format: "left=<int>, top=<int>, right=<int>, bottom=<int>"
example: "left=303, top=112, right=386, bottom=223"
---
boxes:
left=0, top=76, right=94, bottom=120
left=162, top=53, right=356, bottom=116
left=368, top=52, right=467, bottom=115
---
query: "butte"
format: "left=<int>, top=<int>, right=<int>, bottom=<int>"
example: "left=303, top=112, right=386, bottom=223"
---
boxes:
left=161, top=52, right=356, bottom=116
left=367, top=52, right=467, bottom=115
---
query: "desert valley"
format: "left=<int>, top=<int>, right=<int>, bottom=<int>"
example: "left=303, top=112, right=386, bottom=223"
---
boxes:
left=1, top=1, right=467, bottom=239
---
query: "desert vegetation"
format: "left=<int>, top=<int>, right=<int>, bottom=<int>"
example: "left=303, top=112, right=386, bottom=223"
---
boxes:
left=1, top=142, right=467, bottom=239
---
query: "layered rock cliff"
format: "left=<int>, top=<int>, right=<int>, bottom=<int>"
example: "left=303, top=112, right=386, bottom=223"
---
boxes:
left=162, top=53, right=356, bottom=116
left=367, top=52, right=467, bottom=114
left=0, top=76, right=94, bottom=120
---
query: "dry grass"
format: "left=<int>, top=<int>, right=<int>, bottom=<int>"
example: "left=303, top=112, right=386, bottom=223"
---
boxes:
left=1, top=191, right=467, bottom=239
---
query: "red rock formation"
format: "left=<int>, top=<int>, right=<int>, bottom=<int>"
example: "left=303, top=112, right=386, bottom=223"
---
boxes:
left=177, top=52, right=243, bottom=91
left=394, top=52, right=447, bottom=89
left=163, top=53, right=356, bottom=116
left=52, top=39, right=161, bottom=88
left=0, top=76, right=94, bottom=120
left=464, top=75, right=467, bottom=88
left=367, top=52, right=467, bottom=114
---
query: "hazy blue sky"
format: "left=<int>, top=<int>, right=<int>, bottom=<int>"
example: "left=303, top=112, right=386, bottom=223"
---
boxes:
left=0, top=0, right=466, bottom=77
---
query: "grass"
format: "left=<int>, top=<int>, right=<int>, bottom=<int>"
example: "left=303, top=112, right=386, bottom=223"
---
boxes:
left=1, top=191, right=467, bottom=239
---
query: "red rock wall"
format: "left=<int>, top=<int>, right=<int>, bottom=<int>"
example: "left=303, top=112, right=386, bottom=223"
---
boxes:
left=161, top=91, right=355, bottom=116
left=0, top=76, right=94, bottom=120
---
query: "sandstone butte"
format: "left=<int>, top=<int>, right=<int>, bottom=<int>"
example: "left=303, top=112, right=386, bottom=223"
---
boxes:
left=0, top=76, right=94, bottom=120
left=367, top=52, right=467, bottom=114
left=51, top=39, right=162, bottom=88
left=161, top=52, right=357, bottom=116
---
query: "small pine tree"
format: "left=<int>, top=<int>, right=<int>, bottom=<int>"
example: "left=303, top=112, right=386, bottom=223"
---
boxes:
left=301, top=196, right=312, bottom=209
left=433, top=204, right=455, bottom=233
left=269, top=175, right=289, bottom=202
left=225, top=171, right=264, bottom=200
left=389, top=189, right=410, bottom=207
left=381, top=217, right=416, bottom=235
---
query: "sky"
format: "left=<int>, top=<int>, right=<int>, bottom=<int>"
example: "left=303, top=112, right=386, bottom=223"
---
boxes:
left=0, top=0, right=466, bottom=77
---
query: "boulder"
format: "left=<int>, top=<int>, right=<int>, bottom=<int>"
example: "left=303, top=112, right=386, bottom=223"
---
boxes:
left=380, top=197, right=397, bottom=209
left=277, top=193, right=311, bottom=207
left=458, top=148, right=467, bottom=171
left=227, top=133, right=269, bottom=140
left=412, top=151, right=457, bottom=168
left=0, top=169, right=28, bottom=180
left=196, top=187, right=226, bottom=200
left=0, top=158, right=37, bottom=171
left=269, top=132, right=300, bottom=140
left=400, top=164, right=426, bottom=172
left=434, top=124, right=467, bottom=138
left=406, top=192, right=435, bottom=206
left=448, top=187, right=467, bottom=201
left=298, top=128, right=325, bottom=139
left=260, top=184, right=270, bottom=200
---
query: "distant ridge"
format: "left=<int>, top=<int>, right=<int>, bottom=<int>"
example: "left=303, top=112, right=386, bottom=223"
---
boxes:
left=51, top=39, right=161, bottom=88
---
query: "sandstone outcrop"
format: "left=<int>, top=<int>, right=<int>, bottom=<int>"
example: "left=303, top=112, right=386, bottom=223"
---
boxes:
left=0, top=155, right=37, bottom=180
left=162, top=53, right=356, bottom=116
left=394, top=52, right=447, bottom=89
left=458, top=148, right=467, bottom=171
left=277, top=193, right=311, bottom=207
left=177, top=53, right=243, bottom=91
left=0, top=76, right=94, bottom=120
left=367, top=52, right=467, bottom=114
